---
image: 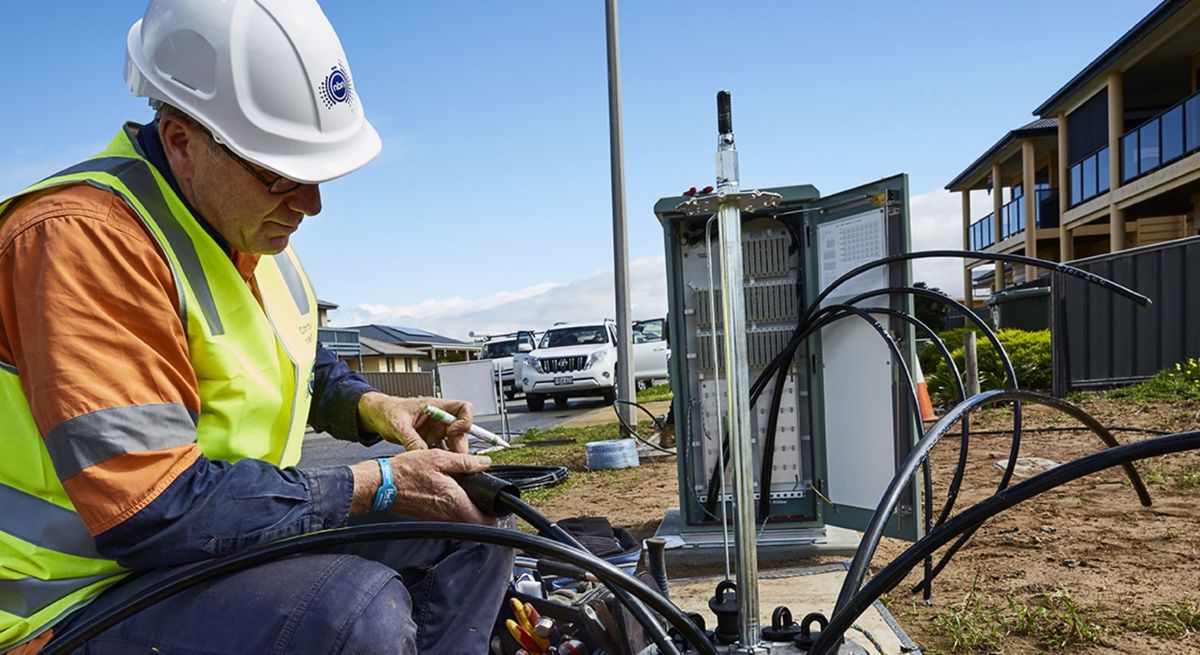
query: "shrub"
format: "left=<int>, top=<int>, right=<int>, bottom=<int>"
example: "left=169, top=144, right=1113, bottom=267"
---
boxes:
left=926, top=329, right=1051, bottom=407
left=1108, top=357, right=1200, bottom=403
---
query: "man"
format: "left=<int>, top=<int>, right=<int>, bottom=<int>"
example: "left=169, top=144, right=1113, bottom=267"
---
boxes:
left=0, top=1, right=512, bottom=652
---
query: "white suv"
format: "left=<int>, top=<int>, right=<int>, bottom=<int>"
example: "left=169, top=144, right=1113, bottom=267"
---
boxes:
left=631, top=318, right=670, bottom=390
left=519, top=321, right=618, bottom=411
left=476, top=332, right=537, bottom=400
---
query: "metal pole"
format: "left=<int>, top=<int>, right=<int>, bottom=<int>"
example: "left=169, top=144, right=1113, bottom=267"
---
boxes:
left=604, top=0, right=635, bottom=435
left=713, top=90, right=763, bottom=653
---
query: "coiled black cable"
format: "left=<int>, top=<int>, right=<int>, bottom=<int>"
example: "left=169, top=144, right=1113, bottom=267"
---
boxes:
left=44, top=519, right=713, bottom=655
left=487, top=464, right=570, bottom=491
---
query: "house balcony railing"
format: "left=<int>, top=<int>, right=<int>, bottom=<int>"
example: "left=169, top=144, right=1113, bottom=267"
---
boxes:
left=1121, top=87, right=1200, bottom=185
left=1001, top=188, right=1060, bottom=239
left=1068, top=144, right=1111, bottom=207
left=969, top=212, right=994, bottom=250
left=318, top=326, right=361, bottom=357
left=969, top=189, right=1059, bottom=251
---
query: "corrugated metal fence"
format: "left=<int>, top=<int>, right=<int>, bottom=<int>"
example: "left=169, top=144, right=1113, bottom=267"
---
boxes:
left=1052, top=235, right=1200, bottom=393
left=360, top=372, right=435, bottom=398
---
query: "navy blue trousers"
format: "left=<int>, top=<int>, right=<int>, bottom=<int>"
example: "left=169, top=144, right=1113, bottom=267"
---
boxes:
left=50, top=521, right=514, bottom=654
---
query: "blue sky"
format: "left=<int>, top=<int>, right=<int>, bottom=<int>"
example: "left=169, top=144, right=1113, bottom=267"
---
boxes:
left=0, top=1, right=1157, bottom=338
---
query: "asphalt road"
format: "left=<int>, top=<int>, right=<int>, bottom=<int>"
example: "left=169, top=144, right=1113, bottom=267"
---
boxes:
left=297, top=396, right=616, bottom=469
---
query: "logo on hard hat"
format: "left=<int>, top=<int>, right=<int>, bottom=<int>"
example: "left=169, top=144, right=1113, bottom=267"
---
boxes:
left=318, top=62, right=355, bottom=110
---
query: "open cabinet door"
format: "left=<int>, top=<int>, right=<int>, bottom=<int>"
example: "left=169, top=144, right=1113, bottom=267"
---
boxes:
left=805, top=174, right=923, bottom=542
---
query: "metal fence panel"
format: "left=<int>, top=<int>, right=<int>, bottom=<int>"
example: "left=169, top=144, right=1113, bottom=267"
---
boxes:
left=359, top=372, right=435, bottom=398
left=1053, top=235, right=1200, bottom=392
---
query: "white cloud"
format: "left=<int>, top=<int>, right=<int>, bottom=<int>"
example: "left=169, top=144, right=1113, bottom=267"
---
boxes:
left=337, top=191, right=983, bottom=338
left=908, top=187, right=989, bottom=299
left=334, top=257, right=669, bottom=339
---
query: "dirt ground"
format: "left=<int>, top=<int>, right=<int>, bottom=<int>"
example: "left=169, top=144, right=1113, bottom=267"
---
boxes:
left=531, top=396, right=1200, bottom=654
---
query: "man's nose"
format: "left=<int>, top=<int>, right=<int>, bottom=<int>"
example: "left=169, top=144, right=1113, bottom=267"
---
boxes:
left=289, top=184, right=322, bottom=216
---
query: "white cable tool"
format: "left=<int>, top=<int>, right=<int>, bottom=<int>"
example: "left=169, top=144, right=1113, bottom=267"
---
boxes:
left=423, top=404, right=512, bottom=449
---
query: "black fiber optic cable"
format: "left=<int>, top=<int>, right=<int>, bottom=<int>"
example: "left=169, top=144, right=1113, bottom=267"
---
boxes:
left=43, top=521, right=713, bottom=655
left=611, top=399, right=677, bottom=455
left=486, top=465, right=570, bottom=491
left=831, top=389, right=1151, bottom=617
left=805, top=250, right=1151, bottom=323
left=811, top=426, right=1192, bottom=655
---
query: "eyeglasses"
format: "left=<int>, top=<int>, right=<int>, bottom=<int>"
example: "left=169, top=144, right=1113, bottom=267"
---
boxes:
left=213, top=139, right=304, bottom=195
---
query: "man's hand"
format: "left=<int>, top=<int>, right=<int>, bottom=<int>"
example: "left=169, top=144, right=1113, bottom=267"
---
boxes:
left=350, top=450, right=493, bottom=524
left=358, top=392, right=474, bottom=453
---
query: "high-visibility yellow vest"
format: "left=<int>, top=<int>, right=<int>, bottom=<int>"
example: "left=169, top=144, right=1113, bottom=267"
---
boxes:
left=0, top=125, right=318, bottom=651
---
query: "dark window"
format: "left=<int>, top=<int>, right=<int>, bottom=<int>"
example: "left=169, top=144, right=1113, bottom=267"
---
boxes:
left=541, top=326, right=609, bottom=348
left=1122, top=131, right=1139, bottom=182
left=1067, top=88, right=1109, bottom=163
left=1162, top=105, right=1184, bottom=163
left=1186, top=94, right=1200, bottom=154
left=481, top=340, right=518, bottom=359
left=1082, top=157, right=1097, bottom=200
left=1139, top=121, right=1160, bottom=172
left=1097, top=146, right=1110, bottom=194
left=632, top=319, right=665, bottom=344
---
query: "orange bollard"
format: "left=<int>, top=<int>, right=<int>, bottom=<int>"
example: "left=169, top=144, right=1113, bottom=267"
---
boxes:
left=915, top=357, right=936, bottom=421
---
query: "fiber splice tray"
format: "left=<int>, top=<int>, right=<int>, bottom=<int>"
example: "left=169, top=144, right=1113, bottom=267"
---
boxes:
left=654, top=175, right=923, bottom=549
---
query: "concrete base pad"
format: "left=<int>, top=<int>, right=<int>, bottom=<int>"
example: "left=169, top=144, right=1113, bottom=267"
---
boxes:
left=653, top=508, right=862, bottom=568
left=668, top=562, right=922, bottom=654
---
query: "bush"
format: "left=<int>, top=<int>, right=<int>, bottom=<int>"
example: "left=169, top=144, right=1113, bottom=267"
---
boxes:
left=1108, top=357, right=1200, bottom=403
left=926, top=329, right=1051, bottom=407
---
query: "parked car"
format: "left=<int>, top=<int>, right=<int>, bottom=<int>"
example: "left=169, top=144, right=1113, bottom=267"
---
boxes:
left=519, top=320, right=618, bottom=411
left=631, top=318, right=670, bottom=390
left=475, top=332, right=537, bottom=400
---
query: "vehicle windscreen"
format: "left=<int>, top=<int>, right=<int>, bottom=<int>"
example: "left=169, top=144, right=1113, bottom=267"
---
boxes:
left=633, top=319, right=664, bottom=343
left=540, top=326, right=609, bottom=348
left=480, top=340, right=518, bottom=359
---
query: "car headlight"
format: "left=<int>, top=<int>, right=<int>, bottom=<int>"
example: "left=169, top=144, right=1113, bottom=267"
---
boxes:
left=586, top=350, right=609, bottom=369
left=525, top=357, right=543, bottom=373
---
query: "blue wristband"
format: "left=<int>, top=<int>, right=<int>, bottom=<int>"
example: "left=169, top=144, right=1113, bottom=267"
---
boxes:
left=371, top=457, right=397, bottom=512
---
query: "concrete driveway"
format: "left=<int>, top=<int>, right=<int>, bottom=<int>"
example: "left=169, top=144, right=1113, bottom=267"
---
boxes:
left=297, top=396, right=621, bottom=469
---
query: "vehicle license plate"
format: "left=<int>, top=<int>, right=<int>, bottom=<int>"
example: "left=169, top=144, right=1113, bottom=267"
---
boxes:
left=554, top=376, right=573, bottom=386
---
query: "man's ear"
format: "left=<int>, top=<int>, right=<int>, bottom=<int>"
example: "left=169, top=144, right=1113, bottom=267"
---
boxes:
left=157, top=115, right=197, bottom=180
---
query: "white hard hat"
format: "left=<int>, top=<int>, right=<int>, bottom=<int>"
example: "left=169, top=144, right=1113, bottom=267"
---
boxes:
left=125, top=0, right=381, bottom=184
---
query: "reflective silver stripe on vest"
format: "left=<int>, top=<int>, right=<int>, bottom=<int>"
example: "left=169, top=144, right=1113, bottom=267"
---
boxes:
left=0, top=482, right=100, bottom=560
left=0, top=573, right=112, bottom=619
left=43, top=403, right=199, bottom=482
left=49, top=157, right=225, bottom=336
left=273, top=252, right=311, bottom=315
left=0, top=360, right=15, bottom=375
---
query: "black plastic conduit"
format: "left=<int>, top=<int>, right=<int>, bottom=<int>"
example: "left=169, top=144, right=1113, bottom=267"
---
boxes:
left=44, top=522, right=713, bottom=655
left=831, top=389, right=1151, bottom=617
left=811, top=428, right=1193, bottom=655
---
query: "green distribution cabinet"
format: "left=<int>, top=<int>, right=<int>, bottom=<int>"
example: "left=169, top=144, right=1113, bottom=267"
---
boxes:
left=654, top=174, right=924, bottom=545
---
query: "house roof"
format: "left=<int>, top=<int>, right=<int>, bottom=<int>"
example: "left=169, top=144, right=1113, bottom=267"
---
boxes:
left=945, top=118, right=1059, bottom=191
left=317, top=298, right=339, bottom=310
left=358, top=337, right=428, bottom=358
left=1032, top=0, right=1189, bottom=116
left=348, top=324, right=479, bottom=349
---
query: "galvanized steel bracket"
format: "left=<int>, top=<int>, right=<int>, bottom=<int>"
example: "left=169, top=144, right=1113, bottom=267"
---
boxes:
left=674, top=189, right=783, bottom=216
